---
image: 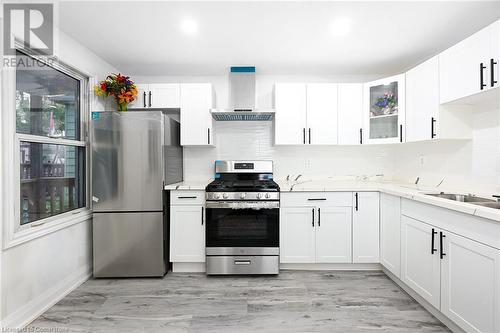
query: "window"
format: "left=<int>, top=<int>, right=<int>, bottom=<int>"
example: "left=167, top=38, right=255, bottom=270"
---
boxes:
left=15, top=50, right=88, bottom=226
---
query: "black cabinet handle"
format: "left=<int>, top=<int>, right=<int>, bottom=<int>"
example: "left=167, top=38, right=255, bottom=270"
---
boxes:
left=355, top=193, right=359, bottom=211
left=308, top=198, right=326, bottom=201
left=399, top=124, right=403, bottom=142
left=440, top=231, right=446, bottom=259
left=318, top=208, right=321, bottom=227
left=431, top=117, right=436, bottom=139
left=201, top=207, right=204, bottom=225
left=143, top=92, right=147, bottom=108
left=308, top=128, right=311, bottom=144
left=431, top=228, right=437, bottom=254
left=480, top=63, right=487, bottom=90
left=491, top=58, right=498, bottom=87
left=178, top=196, right=197, bottom=199
left=312, top=208, right=315, bottom=227
left=148, top=91, right=152, bottom=107
left=360, top=128, right=363, bottom=145
left=207, top=128, right=210, bottom=145
left=303, top=128, right=306, bottom=144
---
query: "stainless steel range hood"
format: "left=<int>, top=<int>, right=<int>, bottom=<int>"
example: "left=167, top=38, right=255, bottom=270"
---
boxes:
left=211, top=66, right=275, bottom=121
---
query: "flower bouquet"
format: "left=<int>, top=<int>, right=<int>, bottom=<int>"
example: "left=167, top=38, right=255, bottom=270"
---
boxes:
left=370, top=92, right=398, bottom=117
left=94, top=73, right=138, bottom=111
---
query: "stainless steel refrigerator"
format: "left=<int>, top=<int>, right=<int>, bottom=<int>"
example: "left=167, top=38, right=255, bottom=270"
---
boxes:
left=91, top=111, right=183, bottom=277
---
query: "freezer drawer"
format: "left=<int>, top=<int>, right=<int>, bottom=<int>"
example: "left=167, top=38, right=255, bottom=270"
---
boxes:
left=93, top=212, right=166, bottom=277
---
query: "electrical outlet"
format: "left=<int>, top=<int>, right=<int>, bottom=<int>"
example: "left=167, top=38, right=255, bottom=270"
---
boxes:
left=419, top=155, right=426, bottom=166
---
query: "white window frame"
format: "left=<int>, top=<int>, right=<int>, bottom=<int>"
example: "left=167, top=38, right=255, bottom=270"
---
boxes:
left=2, top=48, right=92, bottom=249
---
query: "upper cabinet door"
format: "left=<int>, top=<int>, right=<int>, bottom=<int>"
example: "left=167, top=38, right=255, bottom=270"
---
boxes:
left=439, top=25, right=491, bottom=104
left=338, top=83, right=363, bottom=145
left=363, top=74, right=405, bottom=144
left=180, top=83, right=214, bottom=146
left=149, top=84, right=180, bottom=108
left=406, top=56, right=440, bottom=142
left=275, top=83, right=307, bottom=145
left=306, top=84, right=338, bottom=145
left=128, top=84, right=148, bottom=109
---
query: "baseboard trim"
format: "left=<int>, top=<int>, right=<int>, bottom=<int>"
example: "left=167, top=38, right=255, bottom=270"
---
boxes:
left=280, top=263, right=382, bottom=271
left=1, top=264, right=92, bottom=330
left=172, top=262, right=206, bottom=273
left=382, top=268, right=465, bottom=333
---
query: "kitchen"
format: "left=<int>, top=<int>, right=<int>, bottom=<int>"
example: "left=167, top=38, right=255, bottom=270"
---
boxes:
left=1, top=1, right=500, bottom=332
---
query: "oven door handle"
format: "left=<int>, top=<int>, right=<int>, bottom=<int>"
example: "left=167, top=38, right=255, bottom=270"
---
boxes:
left=205, top=201, right=280, bottom=209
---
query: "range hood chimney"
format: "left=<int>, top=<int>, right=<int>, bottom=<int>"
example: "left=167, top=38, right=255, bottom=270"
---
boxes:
left=211, top=66, right=275, bottom=121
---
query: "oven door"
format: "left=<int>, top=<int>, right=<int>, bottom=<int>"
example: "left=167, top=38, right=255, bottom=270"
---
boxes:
left=205, top=201, right=279, bottom=251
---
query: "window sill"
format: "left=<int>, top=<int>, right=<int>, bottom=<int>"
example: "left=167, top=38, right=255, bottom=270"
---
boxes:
left=3, top=208, right=93, bottom=250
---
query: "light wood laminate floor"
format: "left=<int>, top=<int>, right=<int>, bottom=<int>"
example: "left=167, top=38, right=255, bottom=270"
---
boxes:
left=28, top=270, right=450, bottom=333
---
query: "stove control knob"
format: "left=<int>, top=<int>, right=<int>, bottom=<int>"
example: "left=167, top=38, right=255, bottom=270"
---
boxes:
left=265, top=193, right=271, bottom=199
left=213, top=193, right=221, bottom=199
left=240, top=193, right=246, bottom=199
left=222, top=193, right=229, bottom=199
left=257, top=193, right=263, bottom=199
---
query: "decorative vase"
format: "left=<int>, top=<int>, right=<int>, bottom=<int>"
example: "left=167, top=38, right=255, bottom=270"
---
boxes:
left=117, top=100, right=128, bottom=112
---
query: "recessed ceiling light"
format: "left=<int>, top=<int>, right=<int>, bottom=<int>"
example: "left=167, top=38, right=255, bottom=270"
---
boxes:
left=181, top=18, right=198, bottom=36
left=330, top=17, right=352, bottom=37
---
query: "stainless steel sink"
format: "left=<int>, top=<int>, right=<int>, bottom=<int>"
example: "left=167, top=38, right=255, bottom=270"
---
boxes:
left=424, top=192, right=500, bottom=209
left=425, top=193, right=495, bottom=203
left=471, top=202, right=500, bottom=209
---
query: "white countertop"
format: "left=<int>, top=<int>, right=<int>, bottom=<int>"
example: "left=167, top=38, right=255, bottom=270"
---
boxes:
left=165, top=179, right=500, bottom=223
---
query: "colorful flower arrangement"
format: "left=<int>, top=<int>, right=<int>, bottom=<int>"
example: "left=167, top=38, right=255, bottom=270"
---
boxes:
left=94, top=73, right=138, bottom=111
left=371, top=92, right=398, bottom=117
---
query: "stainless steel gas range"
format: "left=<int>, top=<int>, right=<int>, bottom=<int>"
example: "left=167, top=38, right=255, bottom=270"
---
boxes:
left=205, top=160, right=280, bottom=275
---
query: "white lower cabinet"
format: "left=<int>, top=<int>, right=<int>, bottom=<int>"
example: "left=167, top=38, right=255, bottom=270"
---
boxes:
left=380, top=193, right=401, bottom=277
left=170, top=191, right=205, bottom=262
left=401, top=216, right=441, bottom=309
left=352, top=192, right=380, bottom=263
left=280, top=206, right=316, bottom=263
left=315, top=206, right=352, bottom=263
left=401, top=214, right=500, bottom=333
left=440, top=232, right=500, bottom=333
left=280, top=192, right=354, bottom=264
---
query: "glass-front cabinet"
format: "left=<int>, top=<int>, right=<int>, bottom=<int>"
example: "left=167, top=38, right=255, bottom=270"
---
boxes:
left=363, top=74, right=405, bottom=144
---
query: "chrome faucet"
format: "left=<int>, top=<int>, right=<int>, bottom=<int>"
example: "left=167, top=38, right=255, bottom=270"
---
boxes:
left=286, top=175, right=290, bottom=181
left=294, top=174, right=302, bottom=181
left=414, top=177, right=420, bottom=185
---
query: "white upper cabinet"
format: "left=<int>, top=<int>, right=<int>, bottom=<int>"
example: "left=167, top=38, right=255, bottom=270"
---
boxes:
left=439, top=21, right=496, bottom=104
left=149, top=84, right=180, bottom=108
left=306, top=83, right=338, bottom=145
left=406, top=56, right=440, bottom=142
left=490, top=19, right=500, bottom=90
left=363, top=74, right=406, bottom=144
left=352, top=192, right=380, bottom=263
left=275, top=83, right=338, bottom=145
left=275, top=83, right=307, bottom=145
left=180, top=83, right=214, bottom=146
left=380, top=193, right=401, bottom=278
left=128, top=83, right=180, bottom=109
left=338, top=83, right=363, bottom=145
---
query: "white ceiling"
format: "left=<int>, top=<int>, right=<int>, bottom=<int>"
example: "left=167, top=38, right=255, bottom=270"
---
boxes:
left=59, top=1, right=500, bottom=76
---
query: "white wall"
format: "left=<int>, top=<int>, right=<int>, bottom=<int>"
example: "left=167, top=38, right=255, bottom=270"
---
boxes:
left=394, top=105, right=500, bottom=196
left=0, top=28, right=119, bottom=328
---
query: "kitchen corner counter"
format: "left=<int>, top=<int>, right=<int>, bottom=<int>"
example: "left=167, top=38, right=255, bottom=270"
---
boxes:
left=164, top=180, right=211, bottom=191
left=277, top=180, right=500, bottom=223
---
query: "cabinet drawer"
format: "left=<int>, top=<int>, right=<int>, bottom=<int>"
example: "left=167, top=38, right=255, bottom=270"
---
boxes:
left=281, top=192, right=352, bottom=207
left=170, top=191, right=205, bottom=205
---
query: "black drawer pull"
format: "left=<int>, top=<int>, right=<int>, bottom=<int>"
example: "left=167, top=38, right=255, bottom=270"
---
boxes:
left=178, top=196, right=197, bottom=199
left=440, top=232, right=446, bottom=259
left=308, top=198, right=326, bottom=201
left=431, top=228, right=437, bottom=254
